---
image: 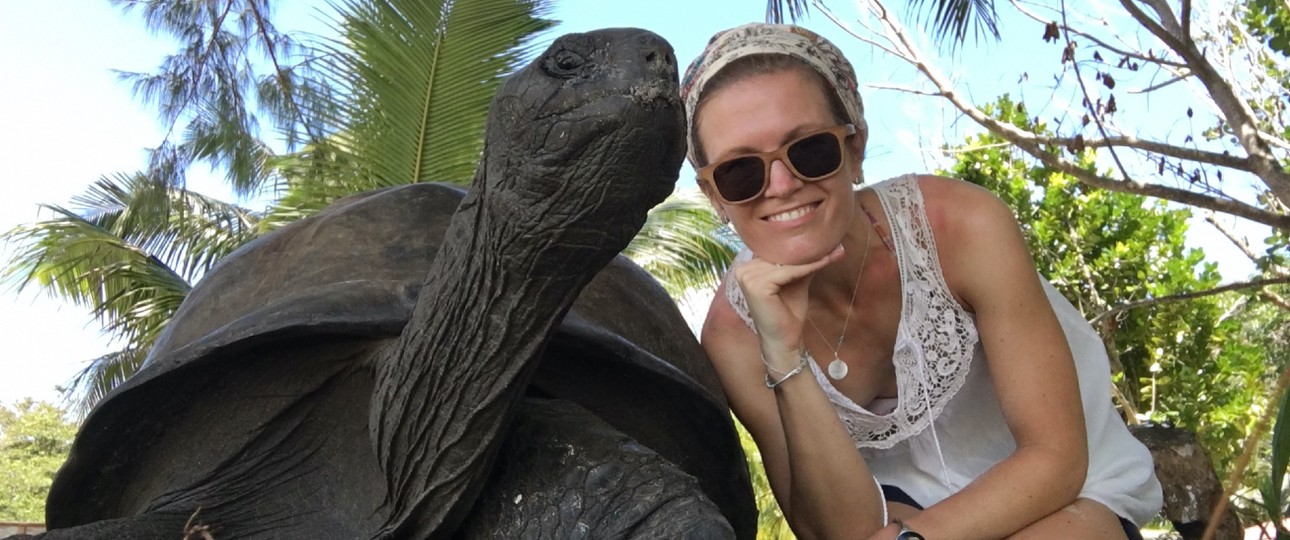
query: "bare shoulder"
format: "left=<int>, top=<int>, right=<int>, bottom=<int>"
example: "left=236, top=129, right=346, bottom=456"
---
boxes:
left=910, top=175, right=1021, bottom=249
left=699, top=278, right=774, bottom=423
left=909, top=174, right=1032, bottom=306
left=700, top=278, right=755, bottom=361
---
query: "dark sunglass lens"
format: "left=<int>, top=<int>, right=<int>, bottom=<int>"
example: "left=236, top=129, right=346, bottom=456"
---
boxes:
left=788, top=132, right=842, bottom=179
left=713, top=157, right=766, bottom=202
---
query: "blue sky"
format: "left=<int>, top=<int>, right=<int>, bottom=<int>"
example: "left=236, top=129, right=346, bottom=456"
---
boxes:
left=0, top=1, right=1256, bottom=407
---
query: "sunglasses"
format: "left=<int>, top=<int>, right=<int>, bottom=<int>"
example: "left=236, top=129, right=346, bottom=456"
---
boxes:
left=698, top=124, right=856, bottom=205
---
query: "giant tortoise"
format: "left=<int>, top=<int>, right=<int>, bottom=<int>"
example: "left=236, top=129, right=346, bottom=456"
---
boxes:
left=31, top=28, right=757, bottom=539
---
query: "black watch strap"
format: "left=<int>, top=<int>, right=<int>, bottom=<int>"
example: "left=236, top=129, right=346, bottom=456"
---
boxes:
left=892, top=519, right=926, bottom=540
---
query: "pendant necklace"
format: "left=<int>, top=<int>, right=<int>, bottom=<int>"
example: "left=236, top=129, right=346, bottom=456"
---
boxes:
left=807, top=214, right=873, bottom=381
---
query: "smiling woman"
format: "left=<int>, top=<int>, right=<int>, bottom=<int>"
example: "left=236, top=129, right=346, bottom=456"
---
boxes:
left=683, top=22, right=1162, bottom=540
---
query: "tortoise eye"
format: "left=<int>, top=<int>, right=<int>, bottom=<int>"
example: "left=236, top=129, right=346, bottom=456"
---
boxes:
left=544, top=49, right=586, bottom=77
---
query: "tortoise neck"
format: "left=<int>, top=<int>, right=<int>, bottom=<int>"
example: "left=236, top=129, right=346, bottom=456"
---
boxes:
left=369, top=186, right=612, bottom=537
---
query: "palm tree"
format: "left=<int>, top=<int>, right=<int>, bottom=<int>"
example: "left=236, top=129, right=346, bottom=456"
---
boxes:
left=3, top=0, right=735, bottom=413
left=3, top=174, right=257, bottom=415
left=767, top=0, right=1000, bottom=47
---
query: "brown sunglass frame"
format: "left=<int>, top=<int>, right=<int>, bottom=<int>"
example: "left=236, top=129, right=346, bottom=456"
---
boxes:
left=697, top=123, right=856, bottom=205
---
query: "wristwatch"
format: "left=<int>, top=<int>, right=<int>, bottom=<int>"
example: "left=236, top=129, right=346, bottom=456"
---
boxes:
left=892, top=519, right=926, bottom=540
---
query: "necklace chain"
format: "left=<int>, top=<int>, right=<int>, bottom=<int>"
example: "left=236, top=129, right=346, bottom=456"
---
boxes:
left=807, top=210, right=873, bottom=380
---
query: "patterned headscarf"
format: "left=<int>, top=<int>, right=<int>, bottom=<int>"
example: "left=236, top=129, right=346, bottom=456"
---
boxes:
left=681, top=23, right=866, bottom=168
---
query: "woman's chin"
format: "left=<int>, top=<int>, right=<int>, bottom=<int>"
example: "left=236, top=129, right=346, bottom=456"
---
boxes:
left=756, top=244, right=835, bottom=266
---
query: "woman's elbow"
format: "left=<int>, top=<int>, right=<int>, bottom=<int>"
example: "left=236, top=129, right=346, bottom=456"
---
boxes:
left=1049, top=442, right=1088, bottom=500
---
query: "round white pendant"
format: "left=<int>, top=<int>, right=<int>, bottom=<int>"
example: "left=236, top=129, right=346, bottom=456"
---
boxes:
left=827, top=358, right=849, bottom=380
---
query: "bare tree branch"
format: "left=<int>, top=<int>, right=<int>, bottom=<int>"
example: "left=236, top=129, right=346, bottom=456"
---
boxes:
left=1009, top=0, right=1188, bottom=69
left=820, top=0, right=1290, bottom=229
left=864, top=82, right=945, bottom=96
left=1135, top=0, right=1186, bottom=43
left=1207, top=213, right=1265, bottom=264
left=1036, top=134, right=1249, bottom=169
left=1127, top=73, right=1191, bottom=94
left=1060, top=0, right=1142, bottom=189
left=1090, top=276, right=1290, bottom=324
left=830, top=0, right=1290, bottom=230
left=1208, top=217, right=1289, bottom=311
left=1120, top=0, right=1290, bottom=208
left=1181, top=0, right=1191, bottom=39
left=1263, top=131, right=1290, bottom=153
left=1263, top=289, right=1290, bottom=311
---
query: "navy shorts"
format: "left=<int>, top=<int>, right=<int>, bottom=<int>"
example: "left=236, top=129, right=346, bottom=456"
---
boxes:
left=879, top=484, right=1143, bottom=540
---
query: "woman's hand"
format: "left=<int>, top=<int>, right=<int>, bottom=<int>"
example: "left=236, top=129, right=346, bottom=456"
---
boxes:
left=733, top=245, right=845, bottom=372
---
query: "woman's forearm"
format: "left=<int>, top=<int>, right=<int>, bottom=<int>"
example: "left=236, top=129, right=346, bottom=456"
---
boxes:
left=899, top=444, right=1086, bottom=539
left=770, top=360, right=886, bottom=539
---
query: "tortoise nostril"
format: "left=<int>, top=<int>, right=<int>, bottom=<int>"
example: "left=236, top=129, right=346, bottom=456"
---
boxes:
left=646, top=51, right=657, bottom=63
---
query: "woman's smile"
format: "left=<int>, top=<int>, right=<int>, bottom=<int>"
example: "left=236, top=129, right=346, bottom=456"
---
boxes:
left=764, top=201, right=820, bottom=224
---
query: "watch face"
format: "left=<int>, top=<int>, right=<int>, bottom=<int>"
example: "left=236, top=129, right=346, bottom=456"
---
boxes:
left=895, top=531, right=926, bottom=540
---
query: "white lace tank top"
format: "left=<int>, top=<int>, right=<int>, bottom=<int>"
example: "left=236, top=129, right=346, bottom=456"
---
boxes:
left=722, top=175, right=1163, bottom=525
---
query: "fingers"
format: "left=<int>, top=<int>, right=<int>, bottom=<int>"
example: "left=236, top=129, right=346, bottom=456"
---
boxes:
left=741, top=245, right=845, bottom=287
left=732, top=245, right=846, bottom=354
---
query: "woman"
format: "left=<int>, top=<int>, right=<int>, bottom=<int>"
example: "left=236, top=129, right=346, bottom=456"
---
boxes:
left=683, top=23, right=1162, bottom=539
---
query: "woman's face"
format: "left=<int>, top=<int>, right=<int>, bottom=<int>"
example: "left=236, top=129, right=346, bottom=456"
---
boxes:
left=695, top=68, right=864, bottom=265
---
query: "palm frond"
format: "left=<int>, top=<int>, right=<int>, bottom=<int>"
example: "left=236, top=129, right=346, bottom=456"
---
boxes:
left=624, top=190, right=741, bottom=299
left=907, top=0, right=999, bottom=47
left=257, top=141, right=368, bottom=231
left=62, top=348, right=148, bottom=418
left=766, top=0, right=812, bottom=24
left=3, top=204, right=190, bottom=352
left=65, top=173, right=259, bottom=281
left=310, top=0, right=556, bottom=188
left=2, top=173, right=258, bottom=407
left=765, top=0, right=999, bottom=48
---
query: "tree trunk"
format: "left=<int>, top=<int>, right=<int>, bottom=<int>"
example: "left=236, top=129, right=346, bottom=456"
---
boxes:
left=1130, top=424, right=1243, bottom=540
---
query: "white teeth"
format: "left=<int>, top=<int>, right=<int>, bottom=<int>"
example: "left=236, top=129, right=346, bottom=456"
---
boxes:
left=768, top=205, right=814, bottom=222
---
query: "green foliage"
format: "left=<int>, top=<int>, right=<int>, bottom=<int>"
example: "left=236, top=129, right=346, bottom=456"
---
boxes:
left=623, top=190, right=740, bottom=298
left=734, top=416, right=795, bottom=539
left=269, top=0, right=557, bottom=220
left=1245, top=0, right=1290, bottom=57
left=1238, top=0, right=1290, bottom=149
left=0, top=400, right=76, bottom=522
left=109, top=0, right=320, bottom=195
left=949, top=96, right=1282, bottom=484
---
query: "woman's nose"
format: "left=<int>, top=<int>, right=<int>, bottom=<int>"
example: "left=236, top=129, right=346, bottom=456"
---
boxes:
left=763, top=159, right=803, bottom=198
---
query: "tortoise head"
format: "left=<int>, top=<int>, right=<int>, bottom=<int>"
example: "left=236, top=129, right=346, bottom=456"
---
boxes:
left=475, top=28, right=685, bottom=267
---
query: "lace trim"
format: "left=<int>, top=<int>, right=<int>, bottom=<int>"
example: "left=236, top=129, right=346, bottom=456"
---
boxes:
left=724, top=175, right=979, bottom=449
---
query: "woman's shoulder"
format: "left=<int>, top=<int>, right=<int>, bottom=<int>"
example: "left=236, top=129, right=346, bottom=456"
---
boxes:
left=904, top=174, right=1017, bottom=241
left=700, top=277, right=753, bottom=347
left=892, top=174, right=1026, bottom=303
left=905, top=173, right=998, bottom=204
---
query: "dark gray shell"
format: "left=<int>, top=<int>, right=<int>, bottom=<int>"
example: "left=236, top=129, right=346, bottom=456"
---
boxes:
left=48, top=182, right=756, bottom=536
